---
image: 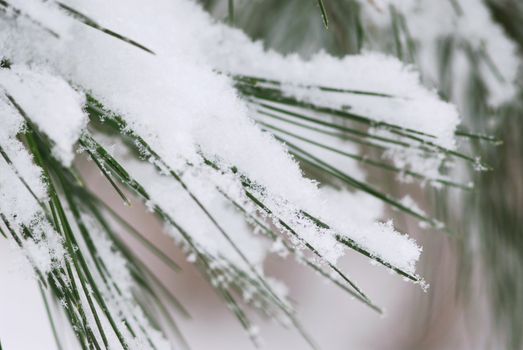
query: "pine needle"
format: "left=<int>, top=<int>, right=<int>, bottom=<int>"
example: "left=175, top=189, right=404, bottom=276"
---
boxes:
left=316, top=0, right=329, bottom=28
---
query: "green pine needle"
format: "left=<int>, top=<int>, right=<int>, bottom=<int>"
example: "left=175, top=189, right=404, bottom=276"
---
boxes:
left=316, top=0, right=329, bottom=28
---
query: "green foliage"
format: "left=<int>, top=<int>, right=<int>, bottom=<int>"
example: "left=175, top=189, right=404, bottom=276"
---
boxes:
left=3, top=1, right=517, bottom=349
left=204, top=0, right=523, bottom=349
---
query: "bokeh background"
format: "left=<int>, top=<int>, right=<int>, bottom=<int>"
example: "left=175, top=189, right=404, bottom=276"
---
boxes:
left=2, top=1, right=523, bottom=349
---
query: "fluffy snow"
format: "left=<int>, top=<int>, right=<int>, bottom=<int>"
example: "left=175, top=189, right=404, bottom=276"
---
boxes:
left=14, top=4, right=518, bottom=338
left=0, top=65, right=87, bottom=165
left=0, top=0, right=433, bottom=278
left=362, top=0, right=520, bottom=107
left=0, top=96, right=65, bottom=274
left=0, top=0, right=498, bottom=346
left=203, top=41, right=460, bottom=151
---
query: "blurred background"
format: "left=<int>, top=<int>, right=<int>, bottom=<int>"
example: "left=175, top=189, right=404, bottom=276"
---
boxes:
left=1, top=0, right=523, bottom=349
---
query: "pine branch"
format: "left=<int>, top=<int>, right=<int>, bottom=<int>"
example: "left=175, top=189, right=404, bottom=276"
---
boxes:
left=0, top=1, right=504, bottom=349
